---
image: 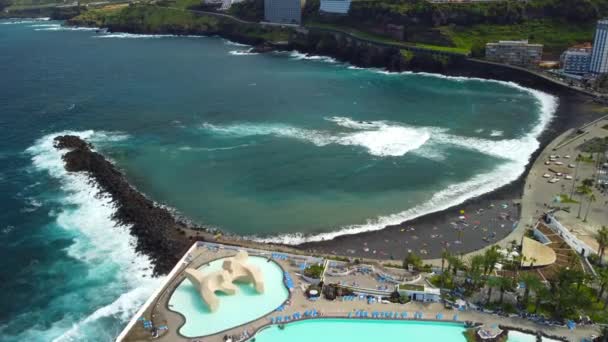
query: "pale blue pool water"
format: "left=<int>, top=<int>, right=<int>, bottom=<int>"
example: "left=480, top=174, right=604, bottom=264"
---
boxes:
left=168, top=256, right=288, bottom=337
left=252, top=319, right=467, bottom=341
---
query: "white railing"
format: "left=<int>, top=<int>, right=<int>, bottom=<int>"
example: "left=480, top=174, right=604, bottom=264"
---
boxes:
left=544, top=215, right=597, bottom=257
left=115, top=242, right=198, bottom=341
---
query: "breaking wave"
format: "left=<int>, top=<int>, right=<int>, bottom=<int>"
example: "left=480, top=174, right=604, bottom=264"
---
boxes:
left=34, top=24, right=99, bottom=31
left=22, top=131, right=162, bottom=341
left=248, top=79, right=557, bottom=244
left=229, top=49, right=258, bottom=56
left=201, top=119, right=434, bottom=157
left=289, top=51, right=338, bottom=64
left=95, top=33, right=203, bottom=39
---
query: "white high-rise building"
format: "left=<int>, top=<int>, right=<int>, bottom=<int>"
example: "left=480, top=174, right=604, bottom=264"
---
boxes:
left=589, top=19, right=608, bottom=74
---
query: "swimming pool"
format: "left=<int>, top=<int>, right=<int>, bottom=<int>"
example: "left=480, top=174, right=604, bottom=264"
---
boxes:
left=168, top=256, right=289, bottom=337
left=251, top=319, right=467, bottom=341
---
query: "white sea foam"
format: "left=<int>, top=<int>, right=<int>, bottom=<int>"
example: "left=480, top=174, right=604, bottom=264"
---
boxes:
left=229, top=49, right=258, bottom=56
left=26, top=130, right=161, bottom=341
left=1, top=18, right=49, bottom=25
left=95, top=33, right=202, bottom=39
left=490, top=130, right=504, bottom=137
left=202, top=119, right=433, bottom=157
left=178, top=144, right=251, bottom=152
left=224, top=39, right=250, bottom=47
left=29, top=23, right=60, bottom=28
left=289, top=51, right=338, bottom=63
left=35, top=25, right=99, bottom=31
left=250, top=78, right=558, bottom=244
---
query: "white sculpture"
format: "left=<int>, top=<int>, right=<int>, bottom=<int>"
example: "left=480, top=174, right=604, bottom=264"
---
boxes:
left=184, top=250, right=264, bottom=312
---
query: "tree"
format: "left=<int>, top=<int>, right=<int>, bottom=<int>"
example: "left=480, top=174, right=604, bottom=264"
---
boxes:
left=595, top=226, right=608, bottom=263
left=570, top=155, right=582, bottom=198
left=497, top=277, right=513, bottom=305
left=583, top=193, right=596, bottom=222
left=534, top=286, right=550, bottom=314
left=483, top=246, right=501, bottom=276
left=519, top=273, right=542, bottom=306
left=467, top=255, right=485, bottom=289
left=448, top=254, right=465, bottom=276
left=596, top=268, right=608, bottom=301
left=403, top=252, right=422, bottom=270
left=576, top=184, right=592, bottom=218
left=486, top=276, right=502, bottom=305
left=441, top=249, right=449, bottom=289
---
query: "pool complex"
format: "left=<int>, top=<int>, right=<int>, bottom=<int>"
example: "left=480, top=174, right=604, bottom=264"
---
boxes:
left=251, top=319, right=467, bottom=341
left=168, top=256, right=288, bottom=337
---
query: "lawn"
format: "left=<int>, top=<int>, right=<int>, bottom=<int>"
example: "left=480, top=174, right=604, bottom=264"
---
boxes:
left=441, top=20, right=595, bottom=58
left=306, top=21, right=469, bottom=55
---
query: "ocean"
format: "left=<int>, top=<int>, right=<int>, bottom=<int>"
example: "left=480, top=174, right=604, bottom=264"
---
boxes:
left=0, top=19, right=556, bottom=341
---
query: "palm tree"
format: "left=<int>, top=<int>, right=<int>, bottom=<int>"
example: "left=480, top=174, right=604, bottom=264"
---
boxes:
left=520, top=273, right=542, bottom=306
left=595, top=226, right=608, bottom=263
left=497, top=277, right=512, bottom=305
left=486, top=276, right=501, bottom=305
left=483, top=246, right=500, bottom=276
left=451, top=255, right=465, bottom=276
left=576, top=184, right=592, bottom=218
left=534, top=286, right=550, bottom=313
left=440, top=249, right=449, bottom=289
left=583, top=193, right=596, bottom=222
left=467, top=254, right=485, bottom=289
left=569, top=155, right=582, bottom=198
left=596, top=268, right=608, bottom=301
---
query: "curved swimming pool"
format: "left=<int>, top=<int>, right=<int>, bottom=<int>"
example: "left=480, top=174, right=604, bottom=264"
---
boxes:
left=251, top=319, right=467, bottom=341
left=168, top=256, right=288, bottom=337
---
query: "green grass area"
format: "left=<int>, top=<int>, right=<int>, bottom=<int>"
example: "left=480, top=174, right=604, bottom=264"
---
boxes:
left=7, top=0, right=128, bottom=10
left=441, top=20, right=595, bottom=57
left=306, top=21, right=469, bottom=55
left=71, top=5, right=291, bottom=42
left=559, top=194, right=579, bottom=204
left=398, top=284, right=424, bottom=291
left=171, top=0, right=201, bottom=10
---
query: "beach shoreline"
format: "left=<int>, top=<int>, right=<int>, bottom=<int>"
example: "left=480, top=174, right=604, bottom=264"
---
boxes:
left=44, top=16, right=607, bottom=267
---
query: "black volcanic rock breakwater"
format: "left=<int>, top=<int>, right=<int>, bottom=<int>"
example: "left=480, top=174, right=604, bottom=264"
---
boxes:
left=54, top=135, right=192, bottom=275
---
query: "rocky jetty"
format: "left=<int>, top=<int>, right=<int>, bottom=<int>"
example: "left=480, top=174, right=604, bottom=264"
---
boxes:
left=53, top=135, right=193, bottom=275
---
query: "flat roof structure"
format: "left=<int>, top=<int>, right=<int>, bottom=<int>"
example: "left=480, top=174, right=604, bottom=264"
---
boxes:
left=521, top=236, right=557, bottom=267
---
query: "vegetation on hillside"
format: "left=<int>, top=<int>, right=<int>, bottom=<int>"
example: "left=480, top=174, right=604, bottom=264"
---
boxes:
left=0, top=0, right=11, bottom=11
left=301, top=0, right=607, bottom=55
left=70, top=4, right=291, bottom=42
left=228, top=0, right=263, bottom=22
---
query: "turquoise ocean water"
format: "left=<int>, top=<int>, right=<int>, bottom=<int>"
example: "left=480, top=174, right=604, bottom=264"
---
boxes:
left=0, top=19, right=556, bottom=341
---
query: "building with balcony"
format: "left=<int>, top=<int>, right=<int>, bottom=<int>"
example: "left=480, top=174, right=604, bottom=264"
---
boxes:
left=485, top=40, right=543, bottom=66
left=319, top=0, right=351, bottom=14
left=264, top=0, right=302, bottom=25
left=561, top=43, right=592, bottom=75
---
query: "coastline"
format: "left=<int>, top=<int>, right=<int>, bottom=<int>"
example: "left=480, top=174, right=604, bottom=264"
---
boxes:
left=43, top=12, right=607, bottom=268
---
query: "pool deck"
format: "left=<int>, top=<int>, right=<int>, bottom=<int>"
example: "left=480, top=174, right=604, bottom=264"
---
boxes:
left=118, top=242, right=599, bottom=342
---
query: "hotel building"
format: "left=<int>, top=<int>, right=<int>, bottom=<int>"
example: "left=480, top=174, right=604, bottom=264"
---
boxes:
left=485, top=40, right=543, bottom=66
left=590, top=19, right=608, bottom=74
left=264, top=0, right=302, bottom=25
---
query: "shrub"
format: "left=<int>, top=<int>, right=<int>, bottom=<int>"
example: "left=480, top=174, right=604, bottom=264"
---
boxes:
left=304, top=264, right=324, bottom=279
